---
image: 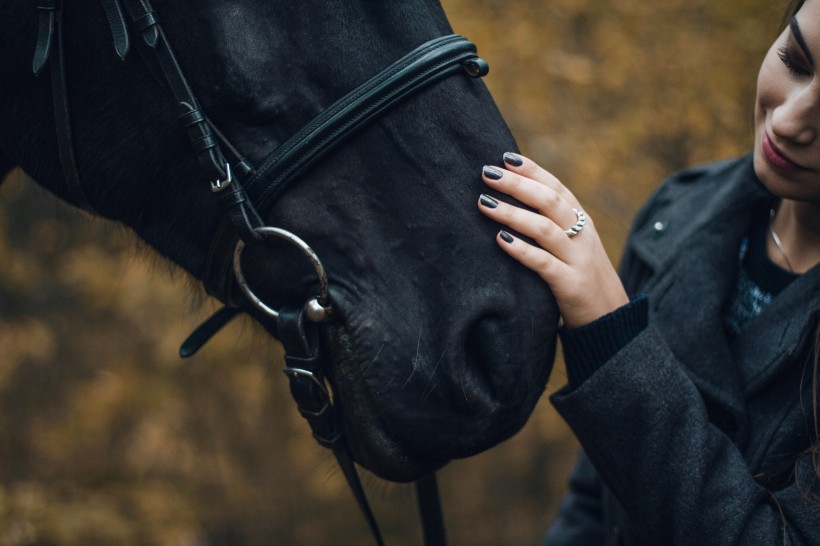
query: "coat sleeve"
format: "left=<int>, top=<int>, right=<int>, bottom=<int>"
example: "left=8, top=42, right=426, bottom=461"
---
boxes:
left=540, top=451, right=607, bottom=546
left=550, top=325, right=820, bottom=545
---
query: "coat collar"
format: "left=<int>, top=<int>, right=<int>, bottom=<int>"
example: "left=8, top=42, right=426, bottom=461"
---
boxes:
left=629, top=155, right=820, bottom=419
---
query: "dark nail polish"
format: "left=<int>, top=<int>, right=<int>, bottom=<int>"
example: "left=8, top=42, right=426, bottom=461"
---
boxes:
left=503, top=152, right=523, bottom=167
left=499, top=230, right=514, bottom=243
left=483, top=165, right=504, bottom=180
left=479, top=194, right=498, bottom=208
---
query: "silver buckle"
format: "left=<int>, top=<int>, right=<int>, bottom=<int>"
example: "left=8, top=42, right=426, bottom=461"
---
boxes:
left=210, top=163, right=233, bottom=192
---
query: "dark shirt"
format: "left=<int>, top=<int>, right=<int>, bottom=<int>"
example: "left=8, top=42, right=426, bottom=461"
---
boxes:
left=724, top=205, right=799, bottom=338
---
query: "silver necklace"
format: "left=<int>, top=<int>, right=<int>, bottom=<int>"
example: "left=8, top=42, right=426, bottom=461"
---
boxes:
left=769, top=206, right=795, bottom=273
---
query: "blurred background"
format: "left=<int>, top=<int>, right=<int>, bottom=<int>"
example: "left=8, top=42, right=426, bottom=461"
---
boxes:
left=0, top=0, right=782, bottom=544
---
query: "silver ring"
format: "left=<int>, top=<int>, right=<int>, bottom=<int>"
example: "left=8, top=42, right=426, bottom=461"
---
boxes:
left=232, top=226, right=333, bottom=322
left=564, top=208, right=587, bottom=237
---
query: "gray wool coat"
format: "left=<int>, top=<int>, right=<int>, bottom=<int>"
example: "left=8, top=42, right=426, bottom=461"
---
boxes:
left=543, top=155, right=820, bottom=546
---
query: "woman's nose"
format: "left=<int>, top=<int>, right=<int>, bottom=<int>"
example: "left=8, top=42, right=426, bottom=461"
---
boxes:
left=771, top=85, right=820, bottom=145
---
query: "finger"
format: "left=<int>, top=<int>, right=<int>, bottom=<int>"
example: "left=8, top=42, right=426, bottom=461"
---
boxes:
left=478, top=194, right=573, bottom=260
left=498, top=153, right=579, bottom=207
left=495, top=230, right=571, bottom=285
left=482, top=165, right=578, bottom=230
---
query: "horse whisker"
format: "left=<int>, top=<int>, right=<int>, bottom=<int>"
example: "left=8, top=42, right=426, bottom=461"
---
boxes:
left=419, top=350, right=445, bottom=405
left=358, top=342, right=385, bottom=383
left=377, top=377, right=395, bottom=395
left=400, top=325, right=424, bottom=389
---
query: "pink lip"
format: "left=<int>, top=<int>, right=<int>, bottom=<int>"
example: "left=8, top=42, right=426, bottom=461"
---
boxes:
left=762, top=132, right=806, bottom=172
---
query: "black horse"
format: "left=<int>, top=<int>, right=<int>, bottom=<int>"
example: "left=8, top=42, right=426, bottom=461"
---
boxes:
left=0, top=0, right=557, bottom=491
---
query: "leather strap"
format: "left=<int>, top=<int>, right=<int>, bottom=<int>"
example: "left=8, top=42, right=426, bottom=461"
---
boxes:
left=179, top=306, right=240, bottom=358
left=117, top=0, right=264, bottom=243
left=42, top=1, right=97, bottom=212
left=247, top=34, right=488, bottom=208
left=277, top=308, right=385, bottom=546
left=100, top=0, right=130, bottom=59
left=416, top=474, right=447, bottom=546
left=118, top=0, right=226, bottom=182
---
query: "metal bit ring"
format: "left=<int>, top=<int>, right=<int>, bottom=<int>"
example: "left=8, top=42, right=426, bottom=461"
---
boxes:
left=233, top=226, right=332, bottom=322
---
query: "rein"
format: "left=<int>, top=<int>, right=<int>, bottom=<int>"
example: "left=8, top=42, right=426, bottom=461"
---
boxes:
left=32, top=1, right=490, bottom=544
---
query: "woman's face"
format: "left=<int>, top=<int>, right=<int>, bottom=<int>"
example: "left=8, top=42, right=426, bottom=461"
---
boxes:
left=754, top=0, right=820, bottom=204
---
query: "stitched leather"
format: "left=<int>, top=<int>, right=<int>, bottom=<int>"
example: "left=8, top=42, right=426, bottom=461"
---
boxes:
left=247, top=35, right=486, bottom=208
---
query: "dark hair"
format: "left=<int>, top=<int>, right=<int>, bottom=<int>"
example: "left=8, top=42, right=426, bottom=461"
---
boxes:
left=808, top=327, right=820, bottom=496
left=782, top=0, right=820, bottom=511
left=785, top=0, right=820, bottom=505
left=782, top=0, right=805, bottom=29
left=766, top=0, right=820, bottom=529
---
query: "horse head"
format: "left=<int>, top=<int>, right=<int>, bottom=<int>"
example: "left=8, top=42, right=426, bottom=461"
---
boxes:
left=1, top=0, right=558, bottom=482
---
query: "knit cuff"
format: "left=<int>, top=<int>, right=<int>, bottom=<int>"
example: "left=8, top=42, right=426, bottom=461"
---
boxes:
left=560, top=295, right=649, bottom=389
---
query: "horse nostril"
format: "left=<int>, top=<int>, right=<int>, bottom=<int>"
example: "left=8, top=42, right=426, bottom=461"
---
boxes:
left=461, top=313, right=514, bottom=407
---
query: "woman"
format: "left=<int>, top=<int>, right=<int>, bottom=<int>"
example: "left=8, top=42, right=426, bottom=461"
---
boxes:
left=478, top=0, right=820, bottom=544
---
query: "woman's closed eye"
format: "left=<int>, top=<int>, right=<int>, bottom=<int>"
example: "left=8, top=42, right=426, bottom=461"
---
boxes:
left=779, top=43, right=812, bottom=78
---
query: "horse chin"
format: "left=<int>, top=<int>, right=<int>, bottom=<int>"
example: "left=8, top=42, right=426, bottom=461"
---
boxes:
left=319, top=323, right=450, bottom=482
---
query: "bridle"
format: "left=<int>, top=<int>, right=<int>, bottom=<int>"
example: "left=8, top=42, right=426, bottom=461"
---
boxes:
left=31, top=1, right=490, bottom=544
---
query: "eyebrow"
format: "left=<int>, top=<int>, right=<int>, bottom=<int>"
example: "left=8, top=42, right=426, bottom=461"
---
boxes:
left=790, top=17, right=815, bottom=67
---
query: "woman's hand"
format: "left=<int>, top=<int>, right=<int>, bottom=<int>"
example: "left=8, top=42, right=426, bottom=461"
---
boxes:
left=477, top=153, right=629, bottom=329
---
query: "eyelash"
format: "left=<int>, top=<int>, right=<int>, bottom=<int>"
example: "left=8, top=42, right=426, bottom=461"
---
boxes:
left=778, top=45, right=811, bottom=77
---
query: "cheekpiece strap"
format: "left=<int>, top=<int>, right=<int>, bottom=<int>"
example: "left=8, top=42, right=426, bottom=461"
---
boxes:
left=277, top=307, right=340, bottom=446
left=277, top=307, right=385, bottom=546
left=116, top=0, right=264, bottom=241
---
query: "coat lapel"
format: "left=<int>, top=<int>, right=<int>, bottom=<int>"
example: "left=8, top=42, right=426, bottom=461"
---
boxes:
left=733, top=264, right=820, bottom=396
left=633, top=157, right=771, bottom=423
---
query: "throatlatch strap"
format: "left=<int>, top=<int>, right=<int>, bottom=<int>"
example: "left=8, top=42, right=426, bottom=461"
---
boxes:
left=178, top=306, right=240, bottom=358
